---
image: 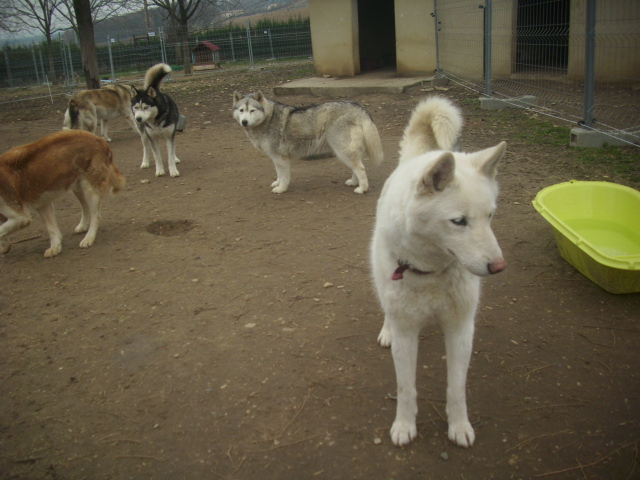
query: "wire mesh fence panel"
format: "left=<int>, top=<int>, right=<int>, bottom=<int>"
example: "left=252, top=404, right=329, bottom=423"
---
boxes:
left=436, top=0, right=640, bottom=141
left=0, top=22, right=312, bottom=94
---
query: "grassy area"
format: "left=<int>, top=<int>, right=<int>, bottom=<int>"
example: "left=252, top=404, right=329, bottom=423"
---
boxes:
left=493, top=109, right=640, bottom=186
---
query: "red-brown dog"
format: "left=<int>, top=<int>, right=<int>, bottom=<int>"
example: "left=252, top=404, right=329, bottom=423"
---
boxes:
left=0, top=130, right=126, bottom=257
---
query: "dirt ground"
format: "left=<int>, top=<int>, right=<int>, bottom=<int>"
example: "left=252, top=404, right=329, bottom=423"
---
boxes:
left=1, top=64, right=639, bottom=480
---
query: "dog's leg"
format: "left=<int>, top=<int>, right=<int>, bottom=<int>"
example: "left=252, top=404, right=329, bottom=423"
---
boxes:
left=77, top=186, right=101, bottom=249
left=140, top=132, right=154, bottom=171
left=0, top=207, right=31, bottom=254
left=72, top=186, right=90, bottom=234
left=442, top=317, right=476, bottom=448
left=165, top=136, right=180, bottom=177
left=126, top=114, right=141, bottom=136
left=270, top=155, right=291, bottom=193
left=333, top=139, right=369, bottom=194
left=389, top=320, right=420, bottom=446
left=101, top=120, right=111, bottom=142
left=377, top=317, right=393, bottom=348
left=148, top=136, right=166, bottom=177
left=36, top=204, right=63, bottom=257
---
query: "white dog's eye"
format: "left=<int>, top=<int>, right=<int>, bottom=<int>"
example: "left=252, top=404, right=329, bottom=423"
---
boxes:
left=451, top=217, right=468, bottom=227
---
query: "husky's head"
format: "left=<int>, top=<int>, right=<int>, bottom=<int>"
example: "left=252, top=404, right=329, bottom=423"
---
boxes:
left=401, top=142, right=507, bottom=277
left=131, top=87, right=159, bottom=124
left=233, top=91, right=267, bottom=128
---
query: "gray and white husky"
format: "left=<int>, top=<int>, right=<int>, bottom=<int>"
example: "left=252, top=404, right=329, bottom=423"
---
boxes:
left=232, top=91, right=383, bottom=193
left=371, top=96, right=507, bottom=448
left=131, top=63, right=181, bottom=177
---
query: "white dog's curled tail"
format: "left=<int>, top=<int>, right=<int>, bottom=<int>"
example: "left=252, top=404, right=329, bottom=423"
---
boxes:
left=399, top=96, right=463, bottom=163
left=363, top=116, right=384, bottom=165
left=144, top=63, right=172, bottom=90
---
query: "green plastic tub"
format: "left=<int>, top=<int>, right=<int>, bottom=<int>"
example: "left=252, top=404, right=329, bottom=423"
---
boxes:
left=533, top=181, right=640, bottom=294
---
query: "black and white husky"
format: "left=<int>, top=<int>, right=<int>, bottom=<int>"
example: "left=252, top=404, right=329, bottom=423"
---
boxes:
left=131, top=64, right=181, bottom=177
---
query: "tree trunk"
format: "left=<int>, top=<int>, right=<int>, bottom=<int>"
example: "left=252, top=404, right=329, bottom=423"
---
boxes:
left=73, top=0, right=100, bottom=89
left=46, top=35, right=57, bottom=85
left=180, top=23, right=192, bottom=75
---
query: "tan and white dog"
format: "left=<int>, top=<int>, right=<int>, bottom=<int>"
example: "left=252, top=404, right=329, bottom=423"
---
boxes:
left=63, top=84, right=139, bottom=141
left=0, top=130, right=126, bottom=257
left=371, top=97, right=507, bottom=447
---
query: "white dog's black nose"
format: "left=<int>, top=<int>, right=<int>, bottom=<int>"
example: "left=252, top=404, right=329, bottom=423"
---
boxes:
left=242, top=120, right=248, bottom=126
left=136, top=117, right=142, bottom=123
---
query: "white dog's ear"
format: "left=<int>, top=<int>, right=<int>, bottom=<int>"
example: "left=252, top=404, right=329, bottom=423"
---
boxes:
left=474, top=141, right=506, bottom=178
left=254, top=91, right=264, bottom=103
left=421, top=152, right=455, bottom=193
left=233, top=91, right=243, bottom=103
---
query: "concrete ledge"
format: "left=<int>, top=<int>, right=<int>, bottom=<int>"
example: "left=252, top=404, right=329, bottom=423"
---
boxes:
left=570, top=127, right=640, bottom=148
left=479, top=95, right=538, bottom=110
left=273, top=74, right=439, bottom=96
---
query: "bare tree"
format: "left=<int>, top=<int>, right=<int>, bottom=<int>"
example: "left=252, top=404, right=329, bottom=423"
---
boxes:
left=73, top=0, right=99, bottom=88
left=58, top=0, right=128, bottom=36
left=10, top=0, right=65, bottom=84
left=150, top=0, right=211, bottom=75
left=0, top=0, right=19, bottom=32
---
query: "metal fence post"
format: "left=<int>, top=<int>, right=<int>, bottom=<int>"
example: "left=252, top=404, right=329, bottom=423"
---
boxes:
left=583, top=0, right=596, bottom=128
left=247, top=21, right=254, bottom=68
left=433, top=0, right=441, bottom=74
left=32, top=46, right=40, bottom=85
left=67, top=42, right=74, bottom=85
left=484, top=0, right=492, bottom=96
left=39, top=50, right=46, bottom=84
left=107, top=37, right=115, bottom=81
left=230, top=32, right=236, bottom=62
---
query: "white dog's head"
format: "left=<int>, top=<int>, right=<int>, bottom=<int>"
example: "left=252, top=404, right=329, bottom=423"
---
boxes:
left=233, top=91, right=268, bottom=128
left=403, top=142, right=507, bottom=276
left=131, top=87, right=160, bottom=125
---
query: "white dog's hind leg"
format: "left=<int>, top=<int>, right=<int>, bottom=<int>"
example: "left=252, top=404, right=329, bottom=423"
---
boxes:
left=73, top=186, right=90, bottom=233
left=390, top=321, right=420, bottom=446
left=78, top=188, right=101, bottom=249
left=270, top=156, right=291, bottom=193
left=165, top=136, right=180, bottom=177
left=36, top=204, right=63, bottom=257
left=442, top=317, right=476, bottom=447
left=101, top=120, right=111, bottom=142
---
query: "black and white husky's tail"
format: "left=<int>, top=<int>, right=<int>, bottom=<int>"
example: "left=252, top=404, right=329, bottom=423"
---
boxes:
left=399, top=96, right=463, bottom=163
left=144, top=63, right=172, bottom=91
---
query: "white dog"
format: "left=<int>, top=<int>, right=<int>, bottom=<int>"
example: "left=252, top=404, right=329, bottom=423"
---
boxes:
left=370, top=96, right=507, bottom=447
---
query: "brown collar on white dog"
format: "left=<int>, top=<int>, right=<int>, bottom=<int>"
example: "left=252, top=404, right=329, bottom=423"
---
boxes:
left=392, top=261, right=433, bottom=280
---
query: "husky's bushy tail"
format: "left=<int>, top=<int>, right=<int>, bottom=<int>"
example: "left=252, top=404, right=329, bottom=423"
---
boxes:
left=362, top=114, right=384, bottom=165
left=144, top=63, right=172, bottom=91
left=399, top=96, right=463, bottom=163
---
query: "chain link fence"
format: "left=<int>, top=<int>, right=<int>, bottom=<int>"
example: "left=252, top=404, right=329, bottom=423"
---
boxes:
left=435, top=0, right=639, bottom=146
left=0, top=22, right=312, bottom=91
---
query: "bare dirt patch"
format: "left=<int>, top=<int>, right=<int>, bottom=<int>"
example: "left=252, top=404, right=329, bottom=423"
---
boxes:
left=1, top=64, right=639, bottom=480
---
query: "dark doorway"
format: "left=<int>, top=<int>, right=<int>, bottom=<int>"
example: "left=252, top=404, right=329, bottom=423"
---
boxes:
left=357, top=0, right=396, bottom=72
left=516, top=0, right=570, bottom=73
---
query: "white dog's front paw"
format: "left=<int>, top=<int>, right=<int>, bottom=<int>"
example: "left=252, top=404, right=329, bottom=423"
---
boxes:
left=272, top=185, right=287, bottom=194
left=79, top=237, right=95, bottom=249
left=377, top=325, right=392, bottom=348
left=169, top=168, right=180, bottom=177
left=44, top=245, right=62, bottom=257
left=390, top=419, right=417, bottom=446
left=353, top=186, right=365, bottom=194
left=155, top=169, right=166, bottom=177
left=74, top=224, right=88, bottom=234
left=448, top=420, right=475, bottom=448
left=140, top=161, right=150, bottom=169
left=345, top=178, right=357, bottom=186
